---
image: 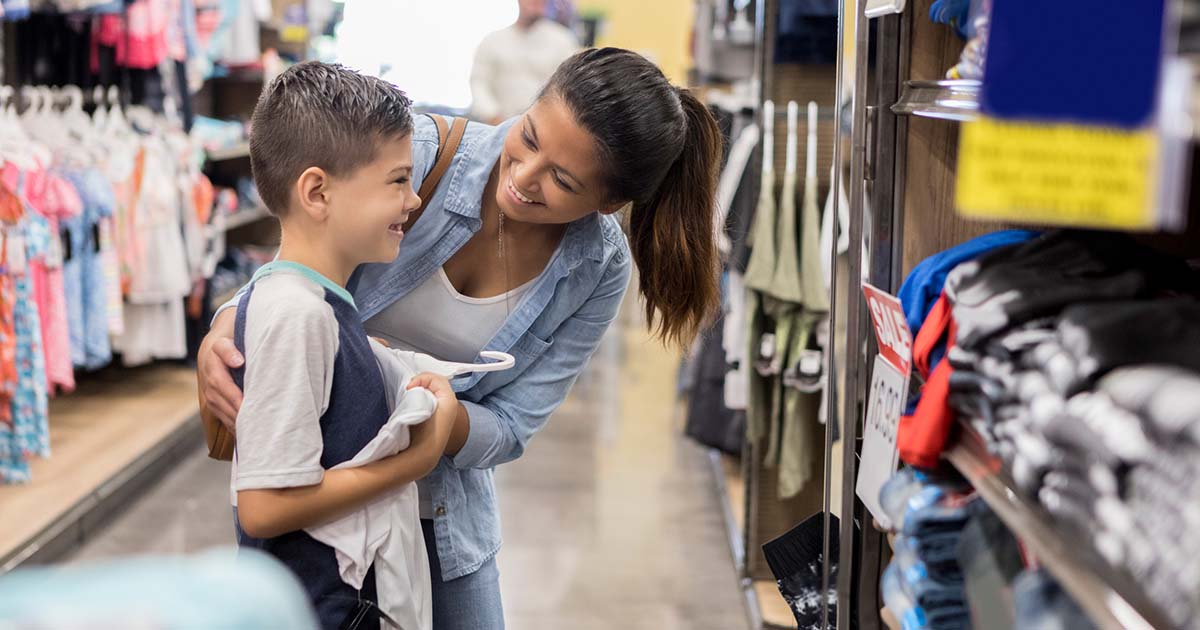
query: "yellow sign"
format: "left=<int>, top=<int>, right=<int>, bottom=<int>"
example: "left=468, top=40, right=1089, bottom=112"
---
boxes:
left=956, top=117, right=1159, bottom=230
left=281, top=25, right=309, bottom=44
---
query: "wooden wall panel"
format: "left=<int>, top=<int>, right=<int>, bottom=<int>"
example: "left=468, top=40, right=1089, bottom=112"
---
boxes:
left=770, top=64, right=838, bottom=189
left=899, top=0, right=1011, bottom=275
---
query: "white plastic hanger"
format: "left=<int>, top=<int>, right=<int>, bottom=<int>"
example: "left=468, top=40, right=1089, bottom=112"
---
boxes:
left=806, top=102, right=818, bottom=200
left=105, top=85, right=130, bottom=137
left=92, top=85, right=109, bottom=130
left=785, top=101, right=799, bottom=176
left=761, top=100, right=775, bottom=173
left=427, top=351, right=516, bottom=377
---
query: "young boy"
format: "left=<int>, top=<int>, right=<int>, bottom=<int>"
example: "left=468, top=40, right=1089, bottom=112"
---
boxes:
left=229, top=62, right=457, bottom=630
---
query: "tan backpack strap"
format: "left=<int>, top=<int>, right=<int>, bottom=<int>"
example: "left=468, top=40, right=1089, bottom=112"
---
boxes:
left=416, top=115, right=468, bottom=213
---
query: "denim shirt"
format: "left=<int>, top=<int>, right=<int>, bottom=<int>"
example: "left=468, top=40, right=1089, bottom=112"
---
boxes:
left=223, top=115, right=632, bottom=580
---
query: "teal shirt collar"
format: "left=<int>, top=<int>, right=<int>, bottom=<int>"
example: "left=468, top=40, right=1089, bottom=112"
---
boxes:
left=252, top=260, right=357, bottom=309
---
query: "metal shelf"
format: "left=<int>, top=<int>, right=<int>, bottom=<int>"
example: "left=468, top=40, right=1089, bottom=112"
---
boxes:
left=891, top=80, right=980, bottom=121
left=205, top=142, right=250, bottom=162
left=223, top=206, right=271, bottom=231
left=945, top=421, right=1173, bottom=630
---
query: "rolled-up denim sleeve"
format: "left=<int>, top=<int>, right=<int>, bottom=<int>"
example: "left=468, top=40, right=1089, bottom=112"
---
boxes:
left=450, top=249, right=633, bottom=470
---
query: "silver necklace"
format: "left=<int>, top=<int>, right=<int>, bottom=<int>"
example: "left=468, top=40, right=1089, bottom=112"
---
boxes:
left=498, top=207, right=512, bottom=316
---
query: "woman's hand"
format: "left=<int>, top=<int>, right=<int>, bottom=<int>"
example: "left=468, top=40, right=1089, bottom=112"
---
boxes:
left=197, top=309, right=244, bottom=434
left=406, top=373, right=459, bottom=470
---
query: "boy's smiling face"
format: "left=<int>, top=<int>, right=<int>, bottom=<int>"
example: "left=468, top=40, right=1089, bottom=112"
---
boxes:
left=325, top=133, right=421, bottom=266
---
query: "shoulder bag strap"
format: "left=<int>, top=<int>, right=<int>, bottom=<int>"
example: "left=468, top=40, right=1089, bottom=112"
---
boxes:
left=408, top=114, right=468, bottom=230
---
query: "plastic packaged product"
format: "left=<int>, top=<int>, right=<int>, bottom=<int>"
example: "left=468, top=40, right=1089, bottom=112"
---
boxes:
left=762, top=513, right=840, bottom=630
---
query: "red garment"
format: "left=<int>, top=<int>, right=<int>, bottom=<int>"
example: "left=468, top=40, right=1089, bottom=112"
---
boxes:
left=93, top=0, right=170, bottom=70
left=898, top=291, right=957, bottom=469
left=0, top=173, right=24, bottom=427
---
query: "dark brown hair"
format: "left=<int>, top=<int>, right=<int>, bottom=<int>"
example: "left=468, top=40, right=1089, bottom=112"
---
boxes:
left=249, top=61, right=414, bottom=215
left=543, top=48, right=722, bottom=348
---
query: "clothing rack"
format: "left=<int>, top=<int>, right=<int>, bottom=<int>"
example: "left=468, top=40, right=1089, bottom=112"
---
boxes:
left=830, top=1, right=1200, bottom=629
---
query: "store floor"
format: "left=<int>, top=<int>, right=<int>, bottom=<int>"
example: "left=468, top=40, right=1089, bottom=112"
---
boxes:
left=65, top=317, right=750, bottom=630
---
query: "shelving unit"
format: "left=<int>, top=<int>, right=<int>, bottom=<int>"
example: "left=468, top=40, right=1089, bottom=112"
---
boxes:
left=891, top=79, right=980, bottom=121
left=945, top=422, right=1171, bottom=630
left=0, top=366, right=201, bottom=571
left=708, top=450, right=798, bottom=630
left=205, top=142, right=250, bottom=162
left=223, top=206, right=271, bottom=231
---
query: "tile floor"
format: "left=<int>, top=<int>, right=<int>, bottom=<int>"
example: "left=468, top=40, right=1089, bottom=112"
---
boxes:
left=65, top=319, right=750, bottom=630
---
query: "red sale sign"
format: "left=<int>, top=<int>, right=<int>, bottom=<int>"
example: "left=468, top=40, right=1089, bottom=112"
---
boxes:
left=862, top=283, right=912, bottom=376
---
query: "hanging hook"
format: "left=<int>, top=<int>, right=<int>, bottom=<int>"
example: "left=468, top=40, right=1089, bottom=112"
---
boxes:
left=62, top=85, right=84, bottom=113
left=39, top=86, right=54, bottom=116
left=19, top=86, right=37, bottom=114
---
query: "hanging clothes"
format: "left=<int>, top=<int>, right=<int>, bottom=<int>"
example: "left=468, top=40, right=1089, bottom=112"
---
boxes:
left=743, top=103, right=781, bottom=449
left=63, top=168, right=115, bottom=371
left=10, top=214, right=51, bottom=461
left=744, top=102, right=831, bottom=499
left=31, top=172, right=82, bottom=394
left=112, top=137, right=191, bottom=366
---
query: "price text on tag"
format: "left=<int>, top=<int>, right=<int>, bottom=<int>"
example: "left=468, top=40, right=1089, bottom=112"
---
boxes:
left=862, top=283, right=912, bottom=375
left=857, top=355, right=907, bottom=530
left=857, top=283, right=913, bottom=529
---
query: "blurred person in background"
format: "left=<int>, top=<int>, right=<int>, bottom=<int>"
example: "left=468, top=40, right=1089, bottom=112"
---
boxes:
left=469, top=0, right=579, bottom=125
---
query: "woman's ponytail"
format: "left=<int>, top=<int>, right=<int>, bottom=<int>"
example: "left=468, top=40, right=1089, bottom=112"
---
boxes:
left=544, top=48, right=724, bottom=348
left=628, top=88, right=723, bottom=348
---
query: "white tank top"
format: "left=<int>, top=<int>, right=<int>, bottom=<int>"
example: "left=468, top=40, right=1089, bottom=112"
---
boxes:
left=364, top=267, right=538, bottom=518
left=364, top=267, right=537, bottom=364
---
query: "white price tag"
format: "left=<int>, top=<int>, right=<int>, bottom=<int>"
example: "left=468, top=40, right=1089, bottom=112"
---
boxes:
left=865, top=0, right=906, bottom=18
left=856, top=355, right=908, bottom=530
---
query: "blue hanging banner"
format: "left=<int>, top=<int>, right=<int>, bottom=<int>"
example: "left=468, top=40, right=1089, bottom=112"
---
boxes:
left=981, top=0, right=1165, bottom=128
left=956, top=0, right=1187, bottom=231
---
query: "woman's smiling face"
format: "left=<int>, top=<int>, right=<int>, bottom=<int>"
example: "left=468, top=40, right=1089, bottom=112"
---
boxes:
left=495, top=96, right=624, bottom=224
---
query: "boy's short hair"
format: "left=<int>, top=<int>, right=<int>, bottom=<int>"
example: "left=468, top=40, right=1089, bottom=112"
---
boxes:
left=249, top=62, right=414, bottom=215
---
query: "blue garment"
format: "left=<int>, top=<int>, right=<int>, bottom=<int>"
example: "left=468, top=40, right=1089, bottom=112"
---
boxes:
left=1, top=0, right=29, bottom=21
left=11, top=216, right=49, bottom=461
left=423, top=520, right=504, bottom=630
left=89, top=1, right=124, bottom=13
left=1012, top=569, right=1095, bottom=630
left=898, top=230, right=1038, bottom=340
left=0, top=549, right=318, bottom=629
left=61, top=170, right=114, bottom=371
left=223, top=115, right=633, bottom=584
left=898, top=230, right=1037, bottom=412
left=775, top=0, right=838, bottom=64
left=233, top=262, right=393, bottom=630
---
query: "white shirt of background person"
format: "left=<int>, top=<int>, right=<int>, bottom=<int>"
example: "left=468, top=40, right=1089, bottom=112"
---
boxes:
left=469, top=0, right=580, bottom=125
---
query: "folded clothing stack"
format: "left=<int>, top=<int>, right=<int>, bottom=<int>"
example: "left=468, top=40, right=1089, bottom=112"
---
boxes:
left=913, top=231, right=1200, bottom=628
left=880, top=468, right=980, bottom=630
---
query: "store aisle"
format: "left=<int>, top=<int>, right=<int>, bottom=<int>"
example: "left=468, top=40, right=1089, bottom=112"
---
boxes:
left=66, top=319, right=749, bottom=630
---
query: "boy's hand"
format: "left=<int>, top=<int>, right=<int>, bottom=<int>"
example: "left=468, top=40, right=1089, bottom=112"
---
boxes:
left=406, top=372, right=459, bottom=470
left=407, top=372, right=455, bottom=406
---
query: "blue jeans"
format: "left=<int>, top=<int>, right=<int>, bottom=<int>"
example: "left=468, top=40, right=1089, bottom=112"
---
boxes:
left=423, top=520, right=505, bottom=630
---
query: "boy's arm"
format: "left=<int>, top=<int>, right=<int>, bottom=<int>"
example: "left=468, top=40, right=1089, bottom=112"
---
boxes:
left=238, top=391, right=455, bottom=539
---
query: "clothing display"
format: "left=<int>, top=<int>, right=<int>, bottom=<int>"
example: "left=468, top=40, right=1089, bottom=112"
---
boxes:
left=890, top=230, right=1200, bottom=628
left=774, top=0, right=838, bottom=64
left=0, top=90, right=213, bottom=483
left=743, top=102, right=829, bottom=499
left=879, top=469, right=976, bottom=630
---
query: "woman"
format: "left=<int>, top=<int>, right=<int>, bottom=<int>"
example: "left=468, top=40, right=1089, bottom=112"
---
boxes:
left=198, top=48, right=723, bottom=629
